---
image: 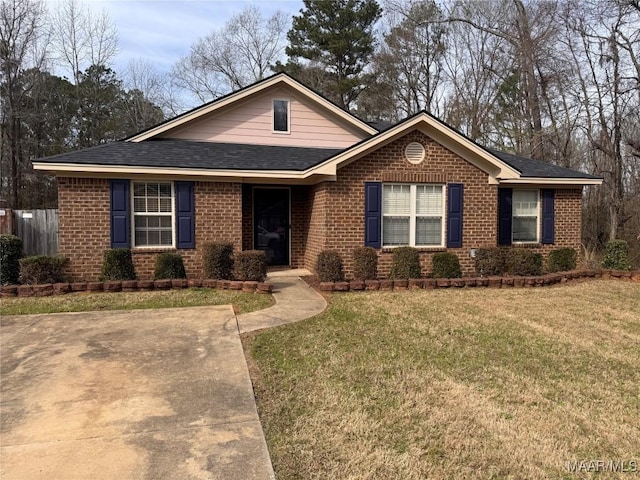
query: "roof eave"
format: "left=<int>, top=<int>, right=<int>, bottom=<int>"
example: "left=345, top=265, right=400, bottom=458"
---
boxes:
left=499, top=177, right=603, bottom=186
left=32, top=161, right=336, bottom=184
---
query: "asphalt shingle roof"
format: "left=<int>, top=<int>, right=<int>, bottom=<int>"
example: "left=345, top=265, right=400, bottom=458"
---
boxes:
left=35, top=137, right=600, bottom=180
left=36, top=140, right=344, bottom=171
left=487, top=148, right=601, bottom=179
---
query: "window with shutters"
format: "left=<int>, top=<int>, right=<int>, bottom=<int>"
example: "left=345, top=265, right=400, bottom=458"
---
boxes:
left=382, top=184, right=444, bottom=247
left=132, top=181, right=175, bottom=247
left=512, top=190, right=539, bottom=243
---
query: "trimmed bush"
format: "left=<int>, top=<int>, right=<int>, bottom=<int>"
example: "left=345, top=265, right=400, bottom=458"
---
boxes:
left=234, top=250, right=267, bottom=281
left=432, top=252, right=462, bottom=278
left=474, top=247, right=506, bottom=276
left=390, top=246, right=421, bottom=279
left=505, top=248, right=543, bottom=276
left=203, top=242, right=234, bottom=279
left=154, top=252, right=186, bottom=280
left=602, top=240, right=631, bottom=270
left=352, top=246, right=378, bottom=280
left=316, top=250, right=344, bottom=282
left=547, top=247, right=577, bottom=273
left=0, top=234, right=23, bottom=285
left=101, top=249, right=136, bottom=281
left=19, top=256, right=69, bottom=284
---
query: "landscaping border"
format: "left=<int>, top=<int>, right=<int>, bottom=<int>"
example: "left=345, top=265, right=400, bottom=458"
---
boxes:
left=0, top=279, right=273, bottom=298
left=315, top=269, right=640, bottom=292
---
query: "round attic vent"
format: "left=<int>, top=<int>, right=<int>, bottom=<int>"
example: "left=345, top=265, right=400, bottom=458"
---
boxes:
left=404, top=142, right=425, bottom=164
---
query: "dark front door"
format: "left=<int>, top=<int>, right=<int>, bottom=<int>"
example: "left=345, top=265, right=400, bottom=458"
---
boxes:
left=253, top=188, right=290, bottom=266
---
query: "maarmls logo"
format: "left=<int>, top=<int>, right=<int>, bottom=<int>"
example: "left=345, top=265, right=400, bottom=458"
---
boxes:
left=566, top=460, right=638, bottom=473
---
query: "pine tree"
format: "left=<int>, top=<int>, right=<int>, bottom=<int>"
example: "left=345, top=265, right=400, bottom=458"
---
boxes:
left=282, top=0, right=382, bottom=110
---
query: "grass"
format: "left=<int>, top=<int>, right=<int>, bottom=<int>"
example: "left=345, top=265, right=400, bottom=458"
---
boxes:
left=0, top=288, right=273, bottom=315
left=245, top=280, right=640, bottom=480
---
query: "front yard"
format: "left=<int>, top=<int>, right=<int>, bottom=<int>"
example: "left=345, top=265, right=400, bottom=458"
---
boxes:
left=246, top=280, right=640, bottom=479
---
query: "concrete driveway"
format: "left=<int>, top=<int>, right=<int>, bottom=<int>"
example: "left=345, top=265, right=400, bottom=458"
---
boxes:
left=0, top=306, right=274, bottom=480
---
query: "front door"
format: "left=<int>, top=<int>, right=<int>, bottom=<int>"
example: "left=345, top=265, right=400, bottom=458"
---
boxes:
left=253, top=188, right=290, bottom=266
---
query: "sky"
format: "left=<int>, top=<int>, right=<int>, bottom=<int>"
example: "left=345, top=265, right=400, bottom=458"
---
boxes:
left=72, top=0, right=304, bottom=74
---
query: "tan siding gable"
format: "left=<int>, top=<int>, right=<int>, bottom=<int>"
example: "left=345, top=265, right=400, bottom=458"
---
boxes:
left=160, top=86, right=366, bottom=148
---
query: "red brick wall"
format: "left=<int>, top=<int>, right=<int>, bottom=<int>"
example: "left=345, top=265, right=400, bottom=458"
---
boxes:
left=290, top=186, right=310, bottom=268
left=58, top=177, right=111, bottom=281
left=303, top=183, right=328, bottom=271
left=305, top=130, right=583, bottom=277
left=316, top=130, right=495, bottom=277
left=58, top=178, right=242, bottom=281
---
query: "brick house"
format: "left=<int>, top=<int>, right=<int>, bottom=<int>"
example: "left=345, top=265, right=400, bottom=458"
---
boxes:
left=33, top=73, right=602, bottom=280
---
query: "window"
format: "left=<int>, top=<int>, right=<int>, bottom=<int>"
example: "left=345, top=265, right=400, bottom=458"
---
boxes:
left=273, top=99, right=289, bottom=132
left=382, top=184, right=444, bottom=247
left=132, top=181, right=174, bottom=247
left=512, top=190, right=539, bottom=242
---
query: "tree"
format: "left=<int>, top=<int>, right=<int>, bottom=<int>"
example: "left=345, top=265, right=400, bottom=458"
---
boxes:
left=50, top=0, right=118, bottom=85
left=75, top=64, right=163, bottom=147
left=367, top=0, right=447, bottom=120
left=0, top=0, right=47, bottom=208
left=563, top=0, right=639, bottom=243
left=281, top=0, right=382, bottom=110
left=171, top=5, right=288, bottom=109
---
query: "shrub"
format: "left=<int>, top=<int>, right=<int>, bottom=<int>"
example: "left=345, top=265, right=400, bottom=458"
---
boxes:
left=316, top=250, right=344, bottom=282
left=474, top=247, right=506, bottom=276
left=234, top=250, right=267, bottom=281
left=203, top=242, right=234, bottom=279
left=432, top=252, right=462, bottom=278
left=547, top=247, right=577, bottom=273
left=0, top=234, right=23, bottom=285
left=100, top=249, right=136, bottom=281
left=505, top=248, right=543, bottom=276
left=352, top=246, right=378, bottom=280
left=19, top=255, right=69, bottom=284
left=602, top=239, right=632, bottom=270
left=390, top=246, right=421, bottom=279
left=154, top=252, right=186, bottom=280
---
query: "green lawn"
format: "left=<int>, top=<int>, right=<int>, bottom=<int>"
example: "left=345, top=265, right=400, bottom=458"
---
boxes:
left=0, top=288, right=273, bottom=315
left=245, top=280, right=640, bottom=480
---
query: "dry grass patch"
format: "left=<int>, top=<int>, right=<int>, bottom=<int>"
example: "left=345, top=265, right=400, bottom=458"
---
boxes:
left=246, top=280, right=640, bottom=480
left=0, top=288, right=273, bottom=316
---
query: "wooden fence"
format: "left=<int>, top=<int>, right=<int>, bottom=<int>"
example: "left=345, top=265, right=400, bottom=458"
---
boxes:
left=1, top=209, right=59, bottom=256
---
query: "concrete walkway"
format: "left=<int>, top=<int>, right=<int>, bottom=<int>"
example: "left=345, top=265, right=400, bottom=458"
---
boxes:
left=237, top=270, right=327, bottom=333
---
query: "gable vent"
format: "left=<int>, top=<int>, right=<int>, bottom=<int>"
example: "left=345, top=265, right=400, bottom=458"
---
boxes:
left=404, top=142, right=425, bottom=164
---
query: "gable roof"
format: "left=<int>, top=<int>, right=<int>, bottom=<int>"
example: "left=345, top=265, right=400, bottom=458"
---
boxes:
left=307, top=111, right=601, bottom=184
left=127, top=72, right=378, bottom=142
left=308, top=111, right=521, bottom=182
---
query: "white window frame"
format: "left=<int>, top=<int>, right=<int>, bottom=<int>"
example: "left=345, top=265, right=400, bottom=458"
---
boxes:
left=131, top=180, right=175, bottom=248
left=512, top=189, right=540, bottom=244
left=272, top=98, right=290, bottom=134
left=382, top=183, right=445, bottom=248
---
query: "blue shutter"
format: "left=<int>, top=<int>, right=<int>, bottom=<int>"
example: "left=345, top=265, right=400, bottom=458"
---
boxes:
left=110, top=179, right=130, bottom=248
left=498, top=188, right=513, bottom=246
left=541, top=189, right=555, bottom=244
left=175, top=181, right=195, bottom=249
left=364, top=182, right=382, bottom=248
left=446, top=183, right=464, bottom=248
